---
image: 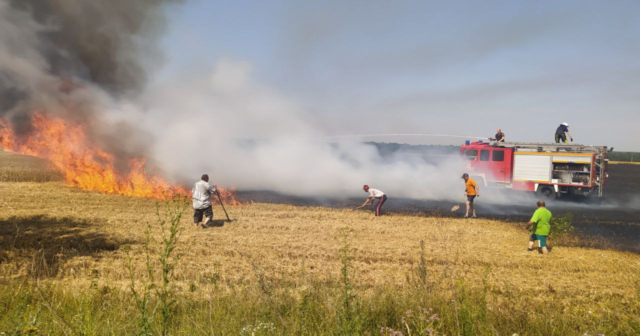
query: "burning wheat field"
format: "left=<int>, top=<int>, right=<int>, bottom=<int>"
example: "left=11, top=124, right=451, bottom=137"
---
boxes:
left=2, top=0, right=640, bottom=335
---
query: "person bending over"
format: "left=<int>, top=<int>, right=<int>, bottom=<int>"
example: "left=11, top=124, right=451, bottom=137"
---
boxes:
left=555, top=122, right=573, bottom=144
left=354, top=185, right=387, bottom=216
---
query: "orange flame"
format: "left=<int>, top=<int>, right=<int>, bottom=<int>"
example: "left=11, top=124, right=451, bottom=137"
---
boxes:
left=0, top=113, right=239, bottom=203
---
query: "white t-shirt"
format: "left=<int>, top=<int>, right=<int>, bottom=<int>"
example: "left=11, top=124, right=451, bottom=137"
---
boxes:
left=368, top=188, right=385, bottom=198
left=192, top=180, right=216, bottom=209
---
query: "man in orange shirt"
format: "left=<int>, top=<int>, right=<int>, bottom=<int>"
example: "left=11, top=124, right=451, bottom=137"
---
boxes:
left=461, top=173, right=479, bottom=218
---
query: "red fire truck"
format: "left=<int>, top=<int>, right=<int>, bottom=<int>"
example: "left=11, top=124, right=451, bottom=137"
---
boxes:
left=460, top=141, right=609, bottom=200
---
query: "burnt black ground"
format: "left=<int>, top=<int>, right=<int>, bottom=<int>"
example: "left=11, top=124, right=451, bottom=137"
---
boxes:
left=236, top=164, right=640, bottom=254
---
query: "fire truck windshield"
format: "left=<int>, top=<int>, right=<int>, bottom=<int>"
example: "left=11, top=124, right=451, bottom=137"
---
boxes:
left=464, top=150, right=478, bottom=160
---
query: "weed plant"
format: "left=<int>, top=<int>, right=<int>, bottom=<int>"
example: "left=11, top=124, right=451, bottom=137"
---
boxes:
left=337, top=225, right=359, bottom=335
left=125, top=195, right=189, bottom=335
left=551, top=212, right=575, bottom=239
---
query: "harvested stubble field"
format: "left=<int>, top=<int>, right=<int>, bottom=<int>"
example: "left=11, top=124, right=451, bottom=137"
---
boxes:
left=1, top=151, right=639, bottom=335
left=0, top=150, right=64, bottom=183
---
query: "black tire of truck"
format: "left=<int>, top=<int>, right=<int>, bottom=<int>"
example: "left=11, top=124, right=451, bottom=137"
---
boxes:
left=536, top=185, right=557, bottom=201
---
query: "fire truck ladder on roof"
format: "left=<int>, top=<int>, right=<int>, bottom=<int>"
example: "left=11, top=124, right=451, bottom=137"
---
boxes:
left=492, top=142, right=609, bottom=154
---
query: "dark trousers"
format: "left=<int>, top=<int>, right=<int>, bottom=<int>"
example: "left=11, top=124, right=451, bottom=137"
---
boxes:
left=555, top=133, right=567, bottom=144
left=374, top=195, right=387, bottom=216
left=194, top=206, right=213, bottom=223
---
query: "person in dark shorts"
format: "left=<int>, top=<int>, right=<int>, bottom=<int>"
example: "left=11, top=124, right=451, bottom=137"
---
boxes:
left=354, top=185, right=387, bottom=216
left=526, top=200, right=552, bottom=255
left=555, top=122, right=573, bottom=144
left=461, top=173, right=479, bottom=218
left=192, top=174, right=217, bottom=228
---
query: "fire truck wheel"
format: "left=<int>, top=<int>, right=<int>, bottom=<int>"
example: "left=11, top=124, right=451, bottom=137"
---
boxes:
left=536, top=186, right=557, bottom=201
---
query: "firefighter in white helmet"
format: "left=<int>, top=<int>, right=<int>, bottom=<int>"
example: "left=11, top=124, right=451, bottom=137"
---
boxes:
left=555, top=122, right=573, bottom=144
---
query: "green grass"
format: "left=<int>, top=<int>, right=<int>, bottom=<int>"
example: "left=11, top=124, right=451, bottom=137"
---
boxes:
left=2, top=270, right=638, bottom=335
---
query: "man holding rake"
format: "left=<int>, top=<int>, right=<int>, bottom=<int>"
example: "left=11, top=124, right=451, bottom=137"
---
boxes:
left=354, top=185, right=387, bottom=216
left=192, top=174, right=217, bottom=228
left=461, top=173, right=479, bottom=218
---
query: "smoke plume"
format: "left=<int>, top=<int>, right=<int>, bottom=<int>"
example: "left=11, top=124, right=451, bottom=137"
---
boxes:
left=0, top=0, right=181, bottom=167
left=0, top=1, right=547, bottom=203
left=127, top=59, right=466, bottom=199
left=2, top=1, right=633, bottom=206
left=0, top=0, right=483, bottom=201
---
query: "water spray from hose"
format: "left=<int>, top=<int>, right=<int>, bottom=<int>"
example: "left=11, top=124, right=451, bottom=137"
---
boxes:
left=324, top=133, right=489, bottom=140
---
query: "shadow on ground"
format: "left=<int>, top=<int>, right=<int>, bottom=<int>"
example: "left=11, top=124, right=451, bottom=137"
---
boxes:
left=204, top=219, right=227, bottom=228
left=0, top=215, right=131, bottom=278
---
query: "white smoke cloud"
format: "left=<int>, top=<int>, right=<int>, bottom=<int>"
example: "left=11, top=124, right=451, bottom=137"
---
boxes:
left=5, top=0, right=632, bottom=206
left=625, top=195, right=640, bottom=211
left=122, top=59, right=467, bottom=199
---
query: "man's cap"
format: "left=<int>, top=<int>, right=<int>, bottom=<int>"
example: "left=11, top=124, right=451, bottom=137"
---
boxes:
left=562, top=122, right=569, bottom=127
left=363, top=185, right=369, bottom=190
left=461, top=173, right=469, bottom=178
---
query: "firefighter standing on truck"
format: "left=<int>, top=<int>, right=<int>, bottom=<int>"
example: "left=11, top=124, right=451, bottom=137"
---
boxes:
left=555, top=122, right=573, bottom=144
left=490, top=129, right=505, bottom=142
left=462, top=173, right=479, bottom=218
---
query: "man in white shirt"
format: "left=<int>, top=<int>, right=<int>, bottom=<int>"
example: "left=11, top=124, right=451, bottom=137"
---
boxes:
left=192, top=174, right=217, bottom=227
left=354, top=185, right=387, bottom=216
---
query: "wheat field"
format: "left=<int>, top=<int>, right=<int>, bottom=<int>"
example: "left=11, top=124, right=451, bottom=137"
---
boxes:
left=0, top=151, right=639, bottom=335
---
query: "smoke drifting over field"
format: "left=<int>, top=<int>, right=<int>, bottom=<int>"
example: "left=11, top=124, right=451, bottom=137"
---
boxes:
left=0, top=0, right=181, bottom=164
left=135, top=60, right=466, bottom=199
left=1, top=0, right=181, bottom=96
left=0, top=0, right=465, bottom=200
left=6, top=1, right=634, bottom=204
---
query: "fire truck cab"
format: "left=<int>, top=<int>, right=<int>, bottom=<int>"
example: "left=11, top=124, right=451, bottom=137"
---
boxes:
left=461, top=141, right=609, bottom=200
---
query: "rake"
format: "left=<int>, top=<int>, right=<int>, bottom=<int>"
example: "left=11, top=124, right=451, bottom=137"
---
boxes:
left=450, top=196, right=466, bottom=212
left=215, top=189, right=232, bottom=222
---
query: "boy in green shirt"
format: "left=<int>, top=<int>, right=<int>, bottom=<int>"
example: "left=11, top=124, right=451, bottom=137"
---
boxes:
left=526, top=201, right=552, bottom=255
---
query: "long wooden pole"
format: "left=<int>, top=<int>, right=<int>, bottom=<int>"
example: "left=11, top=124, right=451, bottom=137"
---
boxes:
left=215, top=189, right=231, bottom=222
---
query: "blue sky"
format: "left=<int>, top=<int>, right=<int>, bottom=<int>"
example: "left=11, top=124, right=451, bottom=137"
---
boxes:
left=157, top=0, right=640, bottom=150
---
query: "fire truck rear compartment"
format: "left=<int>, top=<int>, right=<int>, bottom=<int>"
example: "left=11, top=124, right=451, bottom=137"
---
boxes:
left=553, top=163, right=591, bottom=185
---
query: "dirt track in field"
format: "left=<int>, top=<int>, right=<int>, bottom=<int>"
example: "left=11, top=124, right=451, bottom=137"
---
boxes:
left=238, top=164, right=640, bottom=254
